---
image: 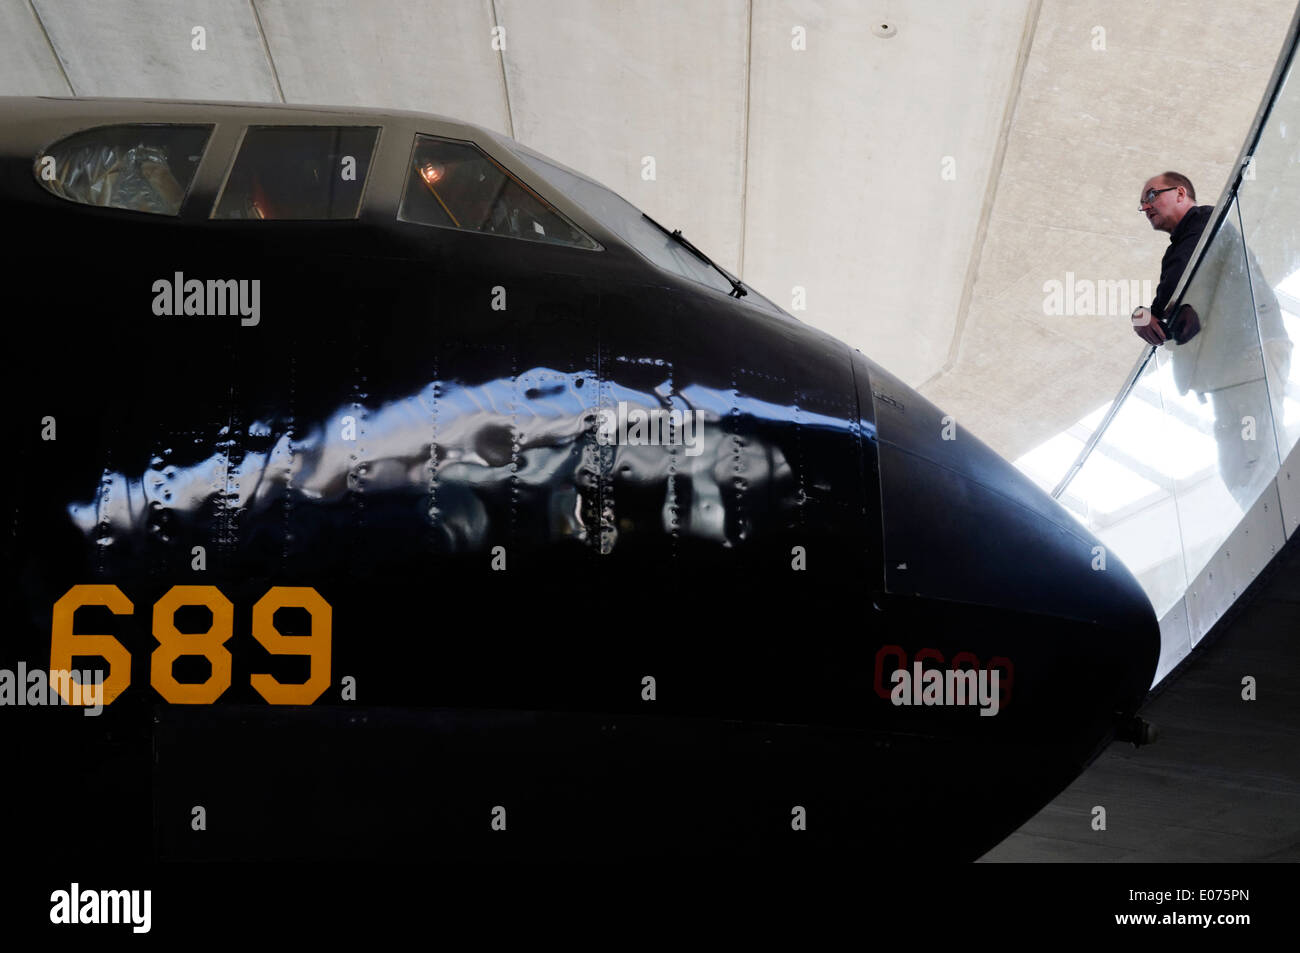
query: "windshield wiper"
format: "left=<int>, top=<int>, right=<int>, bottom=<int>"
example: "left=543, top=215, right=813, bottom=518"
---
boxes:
left=642, top=213, right=748, bottom=299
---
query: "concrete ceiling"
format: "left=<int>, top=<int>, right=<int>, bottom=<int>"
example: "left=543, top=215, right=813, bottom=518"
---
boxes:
left=922, top=0, right=1297, bottom=460
left=2, top=0, right=1294, bottom=464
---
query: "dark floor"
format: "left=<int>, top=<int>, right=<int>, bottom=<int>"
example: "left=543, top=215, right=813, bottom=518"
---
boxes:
left=982, top=535, right=1300, bottom=862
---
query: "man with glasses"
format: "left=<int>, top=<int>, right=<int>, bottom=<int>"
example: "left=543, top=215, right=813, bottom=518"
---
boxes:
left=1131, top=172, right=1292, bottom=510
left=1131, top=172, right=1212, bottom=345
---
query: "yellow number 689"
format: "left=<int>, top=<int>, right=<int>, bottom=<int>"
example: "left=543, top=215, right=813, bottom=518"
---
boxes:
left=50, top=584, right=331, bottom=707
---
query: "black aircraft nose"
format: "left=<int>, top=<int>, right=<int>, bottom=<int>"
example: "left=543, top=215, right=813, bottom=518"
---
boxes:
left=848, top=353, right=1161, bottom=859
left=855, top=353, right=1160, bottom=716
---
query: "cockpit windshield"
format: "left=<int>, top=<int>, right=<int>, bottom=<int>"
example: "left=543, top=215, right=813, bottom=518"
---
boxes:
left=399, top=135, right=597, bottom=249
left=510, top=141, right=788, bottom=316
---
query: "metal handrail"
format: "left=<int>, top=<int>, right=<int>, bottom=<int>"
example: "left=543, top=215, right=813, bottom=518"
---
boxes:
left=1050, top=345, right=1156, bottom=498
left=1051, top=1, right=1300, bottom=500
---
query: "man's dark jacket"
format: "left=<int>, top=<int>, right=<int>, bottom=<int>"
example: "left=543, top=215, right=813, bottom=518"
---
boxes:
left=1151, top=204, right=1214, bottom=321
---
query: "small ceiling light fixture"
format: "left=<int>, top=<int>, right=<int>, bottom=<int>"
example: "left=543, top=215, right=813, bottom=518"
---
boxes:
left=872, top=21, right=897, bottom=38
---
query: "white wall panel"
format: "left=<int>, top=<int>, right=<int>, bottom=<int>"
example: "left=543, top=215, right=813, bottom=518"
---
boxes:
left=1155, top=597, right=1190, bottom=687
left=1276, top=436, right=1300, bottom=538
left=496, top=0, right=750, bottom=280
left=255, top=0, right=510, bottom=132
left=32, top=0, right=278, bottom=100
left=0, top=1, right=72, bottom=95
left=745, top=0, right=1034, bottom=384
left=1186, top=481, right=1286, bottom=645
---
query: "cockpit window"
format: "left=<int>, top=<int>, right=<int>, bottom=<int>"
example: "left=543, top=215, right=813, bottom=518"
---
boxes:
left=214, top=126, right=379, bottom=220
left=35, top=124, right=211, bottom=216
left=513, top=144, right=785, bottom=314
left=398, top=134, right=598, bottom=249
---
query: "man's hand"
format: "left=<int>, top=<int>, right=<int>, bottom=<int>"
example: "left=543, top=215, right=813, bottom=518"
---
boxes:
left=1131, top=306, right=1167, bottom=346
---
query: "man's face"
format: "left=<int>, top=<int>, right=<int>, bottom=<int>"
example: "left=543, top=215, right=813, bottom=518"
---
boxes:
left=1140, top=177, right=1186, bottom=233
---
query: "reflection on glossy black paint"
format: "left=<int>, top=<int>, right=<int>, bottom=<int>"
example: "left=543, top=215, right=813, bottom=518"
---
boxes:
left=68, top=368, right=860, bottom=561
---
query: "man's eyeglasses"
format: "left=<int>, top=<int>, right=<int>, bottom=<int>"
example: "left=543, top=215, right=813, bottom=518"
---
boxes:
left=1139, top=186, right=1178, bottom=210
